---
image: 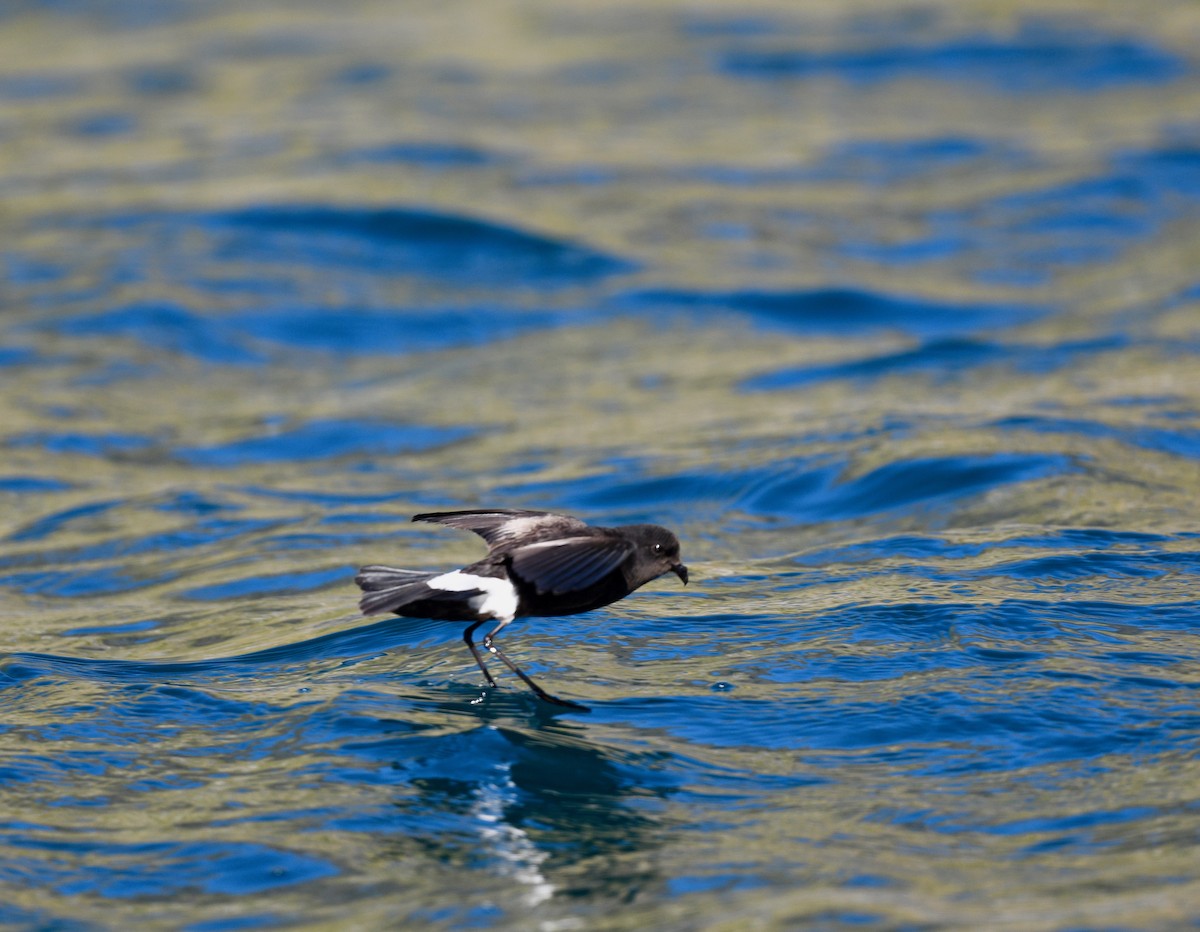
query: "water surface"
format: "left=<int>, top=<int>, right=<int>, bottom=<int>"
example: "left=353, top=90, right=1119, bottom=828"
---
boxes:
left=2, top=1, right=1200, bottom=928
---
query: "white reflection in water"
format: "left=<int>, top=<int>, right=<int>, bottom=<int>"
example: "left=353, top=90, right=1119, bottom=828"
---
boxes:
left=470, top=760, right=555, bottom=907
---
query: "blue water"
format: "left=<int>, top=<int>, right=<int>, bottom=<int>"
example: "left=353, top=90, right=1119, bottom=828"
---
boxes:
left=2, top=1, right=1200, bottom=928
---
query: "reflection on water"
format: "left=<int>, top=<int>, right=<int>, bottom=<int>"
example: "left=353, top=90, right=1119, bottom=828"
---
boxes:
left=2, top=0, right=1200, bottom=928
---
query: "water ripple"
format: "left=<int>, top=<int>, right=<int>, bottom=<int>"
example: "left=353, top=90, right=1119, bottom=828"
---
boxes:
left=741, top=335, right=1130, bottom=390
left=620, top=287, right=1045, bottom=337
left=719, top=22, right=1186, bottom=91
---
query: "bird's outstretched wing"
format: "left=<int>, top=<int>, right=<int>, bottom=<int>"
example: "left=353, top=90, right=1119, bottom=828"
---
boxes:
left=508, top=536, right=633, bottom=595
left=413, top=509, right=589, bottom=547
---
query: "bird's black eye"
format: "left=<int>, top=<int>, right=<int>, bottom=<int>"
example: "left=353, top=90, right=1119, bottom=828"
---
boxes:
left=652, top=543, right=663, bottom=553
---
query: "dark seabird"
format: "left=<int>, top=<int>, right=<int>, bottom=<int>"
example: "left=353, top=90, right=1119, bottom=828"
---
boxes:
left=356, top=509, right=688, bottom=709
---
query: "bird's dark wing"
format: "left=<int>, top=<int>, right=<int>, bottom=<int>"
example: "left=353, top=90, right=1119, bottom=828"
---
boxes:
left=508, top=536, right=633, bottom=595
left=413, top=509, right=589, bottom=547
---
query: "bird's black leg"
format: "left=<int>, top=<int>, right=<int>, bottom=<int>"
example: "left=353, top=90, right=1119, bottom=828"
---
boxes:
left=483, top=623, right=589, bottom=711
left=462, top=620, right=498, bottom=688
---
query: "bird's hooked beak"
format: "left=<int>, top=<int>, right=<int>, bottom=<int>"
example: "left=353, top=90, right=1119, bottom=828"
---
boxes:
left=671, top=563, right=689, bottom=585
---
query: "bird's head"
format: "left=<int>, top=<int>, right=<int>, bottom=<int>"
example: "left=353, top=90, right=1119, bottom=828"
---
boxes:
left=621, top=524, right=689, bottom=588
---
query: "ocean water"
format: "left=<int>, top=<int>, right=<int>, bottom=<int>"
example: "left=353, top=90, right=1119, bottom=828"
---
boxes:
left=2, top=1, right=1200, bottom=928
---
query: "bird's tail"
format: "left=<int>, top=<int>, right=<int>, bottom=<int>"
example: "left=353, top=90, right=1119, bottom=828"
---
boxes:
left=355, top=565, right=439, bottom=615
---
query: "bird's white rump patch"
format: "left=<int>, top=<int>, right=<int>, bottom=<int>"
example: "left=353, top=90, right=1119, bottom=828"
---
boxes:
left=427, top=570, right=519, bottom=625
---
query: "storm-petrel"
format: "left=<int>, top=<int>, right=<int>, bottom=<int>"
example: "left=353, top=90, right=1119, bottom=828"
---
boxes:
left=356, top=509, right=688, bottom=709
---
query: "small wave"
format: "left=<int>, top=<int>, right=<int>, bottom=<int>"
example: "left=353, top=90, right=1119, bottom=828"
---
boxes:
left=621, top=287, right=1045, bottom=337
left=175, top=419, right=475, bottom=467
left=43, top=302, right=571, bottom=362
left=510, top=452, right=1074, bottom=526
left=212, top=205, right=636, bottom=283
left=994, top=414, right=1200, bottom=460
left=0, top=613, right=450, bottom=687
left=719, top=24, right=1185, bottom=92
left=0, top=835, right=336, bottom=898
left=333, top=140, right=509, bottom=168
left=741, top=335, right=1128, bottom=391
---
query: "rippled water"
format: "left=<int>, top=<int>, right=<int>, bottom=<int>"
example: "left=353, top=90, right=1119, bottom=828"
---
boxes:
left=3, top=1, right=1200, bottom=928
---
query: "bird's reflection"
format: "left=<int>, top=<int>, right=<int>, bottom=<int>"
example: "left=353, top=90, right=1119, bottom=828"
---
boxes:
left=382, top=692, right=672, bottom=903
